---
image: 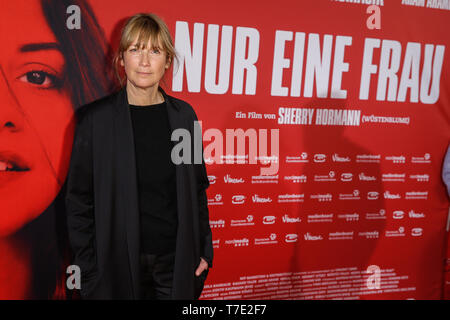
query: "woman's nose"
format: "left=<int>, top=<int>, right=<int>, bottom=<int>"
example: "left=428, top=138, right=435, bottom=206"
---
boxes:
left=0, top=66, right=24, bottom=133
left=139, top=51, right=151, bottom=66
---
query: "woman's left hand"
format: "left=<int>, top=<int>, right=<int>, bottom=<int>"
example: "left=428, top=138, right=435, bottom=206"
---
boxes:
left=195, top=257, right=209, bottom=276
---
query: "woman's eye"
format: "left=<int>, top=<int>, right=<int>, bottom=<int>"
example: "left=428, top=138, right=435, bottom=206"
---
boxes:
left=18, top=71, right=60, bottom=89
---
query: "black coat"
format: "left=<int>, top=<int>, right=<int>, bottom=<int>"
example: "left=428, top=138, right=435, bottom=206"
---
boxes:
left=65, top=86, right=213, bottom=299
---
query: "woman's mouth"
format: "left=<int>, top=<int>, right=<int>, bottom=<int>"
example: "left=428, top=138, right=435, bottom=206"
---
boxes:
left=0, top=152, right=30, bottom=172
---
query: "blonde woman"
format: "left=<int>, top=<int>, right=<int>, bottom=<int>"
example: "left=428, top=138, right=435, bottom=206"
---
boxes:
left=65, top=13, right=213, bottom=300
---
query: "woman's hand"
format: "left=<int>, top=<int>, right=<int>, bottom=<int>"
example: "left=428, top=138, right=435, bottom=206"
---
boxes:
left=195, top=257, right=209, bottom=276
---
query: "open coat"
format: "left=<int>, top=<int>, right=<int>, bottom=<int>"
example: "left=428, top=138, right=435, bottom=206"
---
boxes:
left=65, top=86, right=213, bottom=299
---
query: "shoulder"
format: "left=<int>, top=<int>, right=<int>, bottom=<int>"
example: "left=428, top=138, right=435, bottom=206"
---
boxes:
left=166, top=94, right=199, bottom=120
left=75, top=90, right=119, bottom=120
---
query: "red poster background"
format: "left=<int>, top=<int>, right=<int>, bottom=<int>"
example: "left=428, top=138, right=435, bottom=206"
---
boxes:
left=1, top=0, right=449, bottom=299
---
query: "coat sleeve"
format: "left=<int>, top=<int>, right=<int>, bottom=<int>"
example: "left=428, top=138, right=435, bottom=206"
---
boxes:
left=65, top=107, right=99, bottom=291
left=190, top=109, right=214, bottom=269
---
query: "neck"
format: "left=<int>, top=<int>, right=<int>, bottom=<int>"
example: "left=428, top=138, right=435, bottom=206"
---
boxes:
left=126, top=82, right=164, bottom=106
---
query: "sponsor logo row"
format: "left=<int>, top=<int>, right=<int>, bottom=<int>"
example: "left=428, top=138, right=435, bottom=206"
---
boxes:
left=285, top=153, right=431, bottom=164
left=209, top=173, right=430, bottom=184
left=204, top=153, right=432, bottom=165
left=213, top=227, right=424, bottom=247
left=207, top=191, right=429, bottom=205
left=210, top=210, right=425, bottom=228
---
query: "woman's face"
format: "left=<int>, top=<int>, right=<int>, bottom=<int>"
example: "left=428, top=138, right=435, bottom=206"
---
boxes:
left=120, top=36, right=170, bottom=90
left=0, top=0, right=75, bottom=236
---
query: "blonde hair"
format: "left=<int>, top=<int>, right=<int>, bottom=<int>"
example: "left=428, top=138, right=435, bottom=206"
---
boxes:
left=112, top=13, right=178, bottom=87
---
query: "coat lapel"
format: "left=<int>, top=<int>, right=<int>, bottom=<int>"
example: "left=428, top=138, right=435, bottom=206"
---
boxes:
left=112, top=86, right=185, bottom=299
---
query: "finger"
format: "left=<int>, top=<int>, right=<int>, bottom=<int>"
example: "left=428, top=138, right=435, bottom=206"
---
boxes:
left=200, top=258, right=208, bottom=269
left=195, top=265, right=203, bottom=276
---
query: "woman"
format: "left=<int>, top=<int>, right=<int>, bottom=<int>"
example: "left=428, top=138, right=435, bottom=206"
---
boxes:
left=0, top=0, right=111, bottom=299
left=65, top=13, right=213, bottom=300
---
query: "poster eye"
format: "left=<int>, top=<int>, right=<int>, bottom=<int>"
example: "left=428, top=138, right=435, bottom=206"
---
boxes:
left=18, top=71, right=60, bottom=88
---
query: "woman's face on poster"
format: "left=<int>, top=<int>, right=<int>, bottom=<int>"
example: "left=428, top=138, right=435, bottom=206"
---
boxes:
left=0, top=0, right=74, bottom=236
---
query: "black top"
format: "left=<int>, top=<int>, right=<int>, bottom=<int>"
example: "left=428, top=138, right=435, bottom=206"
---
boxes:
left=129, top=101, right=178, bottom=254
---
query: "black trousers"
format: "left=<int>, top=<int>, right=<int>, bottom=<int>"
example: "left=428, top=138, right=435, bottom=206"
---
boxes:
left=139, top=251, right=175, bottom=300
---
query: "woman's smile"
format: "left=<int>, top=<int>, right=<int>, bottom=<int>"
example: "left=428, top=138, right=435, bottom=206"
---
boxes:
left=0, top=151, right=31, bottom=187
left=0, top=151, right=31, bottom=171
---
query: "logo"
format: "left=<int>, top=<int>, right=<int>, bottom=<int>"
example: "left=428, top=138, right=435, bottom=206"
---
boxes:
left=359, top=173, right=376, bottom=181
left=358, top=231, right=379, bottom=239
left=252, top=194, right=272, bottom=203
left=339, top=190, right=360, bottom=200
left=385, top=155, right=406, bottom=164
left=356, top=154, right=381, bottom=163
left=393, top=210, right=405, bottom=219
left=411, top=153, right=431, bottom=164
left=286, top=152, right=309, bottom=163
left=337, top=213, right=359, bottom=221
left=409, top=174, right=429, bottom=182
left=210, top=219, right=225, bottom=228
left=367, top=191, right=379, bottom=200
left=278, top=194, right=304, bottom=203
left=382, top=173, right=406, bottom=182
left=230, top=215, right=254, bottom=227
left=252, top=175, right=278, bottom=184
left=254, top=155, right=278, bottom=164
left=308, top=213, right=333, bottom=223
left=328, top=231, right=354, bottom=240
left=285, top=234, right=298, bottom=243
left=254, top=233, right=278, bottom=245
left=411, top=228, right=423, bottom=237
left=282, top=214, right=301, bottom=223
left=304, top=232, right=323, bottom=241
left=314, top=171, right=336, bottom=182
left=341, top=173, right=353, bottom=182
left=263, top=216, right=276, bottom=224
left=221, top=154, right=249, bottom=164
left=408, top=210, right=425, bottom=218
left=310, top=193, right=332, bottom=202
left=284, top=175, right=307, bottom=183
left=384, top=191, right=401, bottom=199
left=385, top=227, right=405, bottom=238
left=332, top=153, right=351, bottom=162
left=224, top=174, right=245, bottom=184
left=314, top=154, right=326, bottom=163
left=366, top=209, right=386, bottom=220
left=231, top=195, right=246, bottom=204
left=208, top=194, right=224, bottom=205
left=208, top=175, right=216, bottom=184
left=405, top=191, right=428, bottom=200
left=224, top=238, right=249, bottom=247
